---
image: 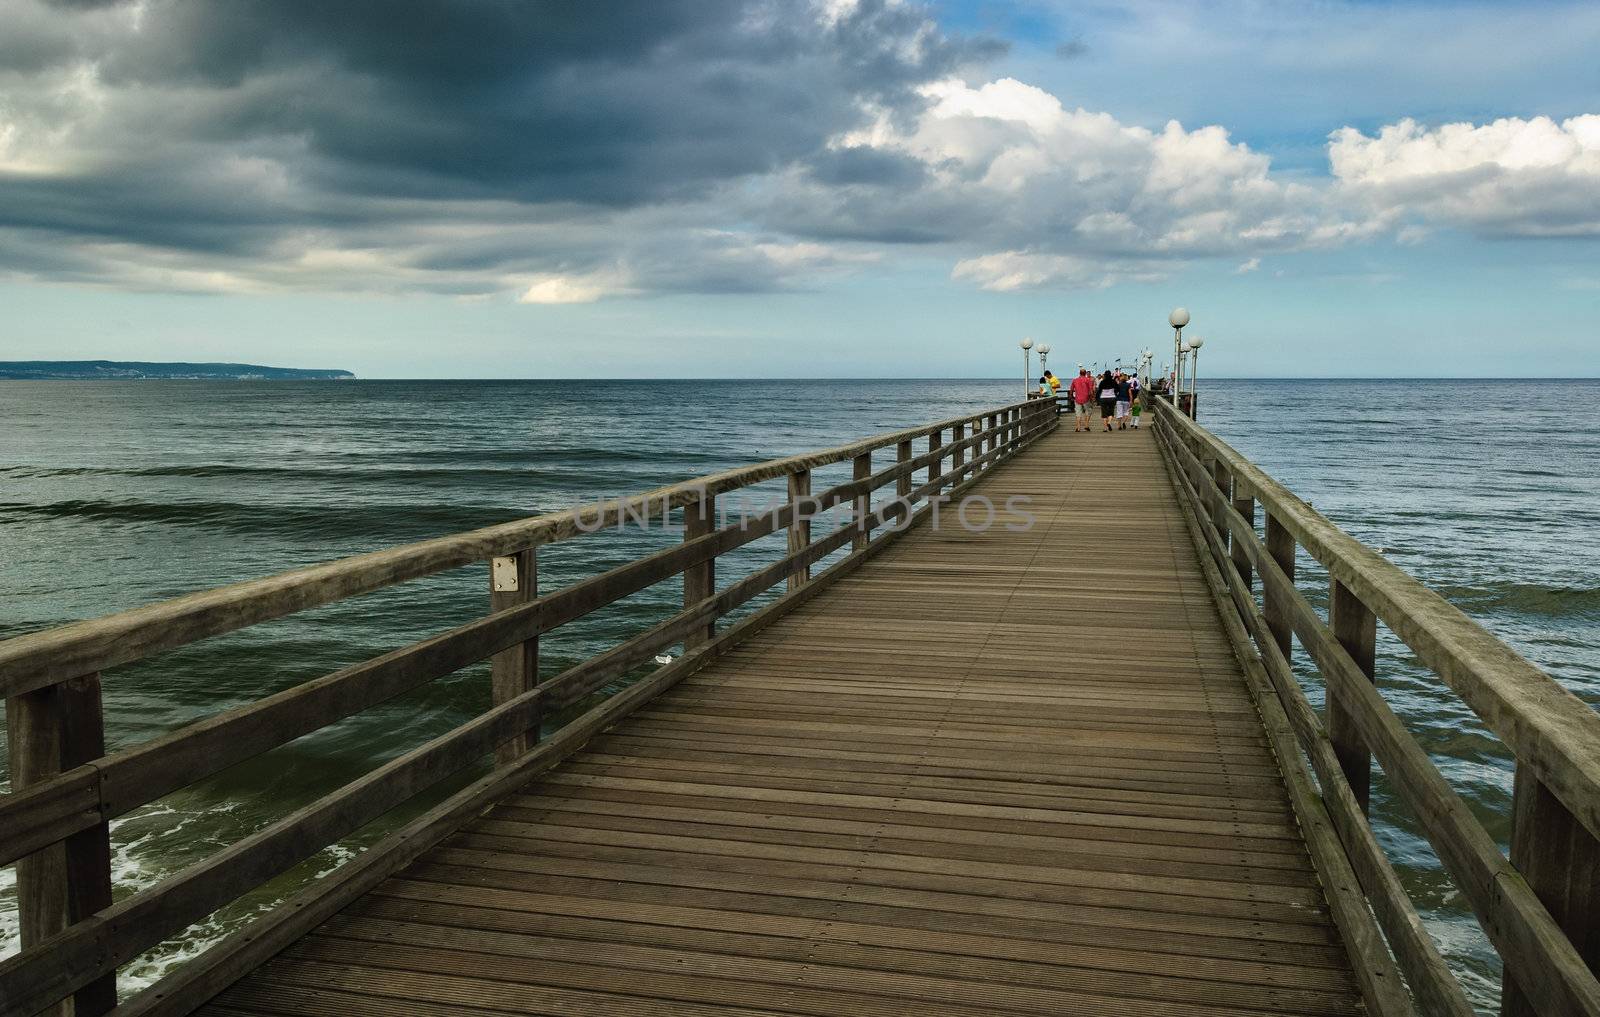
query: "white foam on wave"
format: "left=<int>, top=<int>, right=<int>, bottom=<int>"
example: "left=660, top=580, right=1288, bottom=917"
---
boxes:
left=1, top=800, right=364, bottom=996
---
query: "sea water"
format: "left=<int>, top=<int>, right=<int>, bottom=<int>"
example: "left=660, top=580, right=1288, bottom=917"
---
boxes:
left=2, top=377, right=1597, bottom=1010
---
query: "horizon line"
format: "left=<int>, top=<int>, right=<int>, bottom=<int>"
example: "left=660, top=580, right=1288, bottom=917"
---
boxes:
left=7, top=374, right=1600, bottom=382
left=280, top=375, right=1600, bottom=382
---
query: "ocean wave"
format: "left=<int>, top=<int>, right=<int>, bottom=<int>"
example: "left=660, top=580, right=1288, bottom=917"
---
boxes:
left=1436, top=582, right=1600, bottom=621
left=0, top=498, right=538, bottom=540
left=0, top=453, right=698, bottom=480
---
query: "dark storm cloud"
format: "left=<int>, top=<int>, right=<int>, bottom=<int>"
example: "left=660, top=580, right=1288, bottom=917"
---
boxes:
left=0, top=1, right=996, bottom=235
left=806, top=146, right=929, bottom=187
left=0, top=0, right=1011, bottom=294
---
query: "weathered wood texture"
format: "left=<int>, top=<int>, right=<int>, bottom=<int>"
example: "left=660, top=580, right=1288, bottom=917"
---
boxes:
left=681, top=492, right=716, bottom=650
left=1154, top=399, right=1600, bottom=1017
left=1156, top=424, right=1470, bottom=1017
left=194, top=421, right=1365, bottom=1017
left=5, top=674, right=116, bottom=1017
left=1154, top=402, right=1600, bottom=848
left=0, top=400, right=1044, bottom=698
left=489, top=549, right=539, bottom=765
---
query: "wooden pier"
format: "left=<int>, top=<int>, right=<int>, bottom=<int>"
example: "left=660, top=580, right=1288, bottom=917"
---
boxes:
left=3, top=395, right=1600, bottom=1017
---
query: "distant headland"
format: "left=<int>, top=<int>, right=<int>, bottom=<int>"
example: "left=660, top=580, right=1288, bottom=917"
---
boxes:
left=0, top=360, right=356, bottom=381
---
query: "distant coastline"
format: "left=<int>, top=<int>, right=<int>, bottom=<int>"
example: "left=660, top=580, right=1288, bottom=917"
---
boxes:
left=0, top=360, right=355, bottom=381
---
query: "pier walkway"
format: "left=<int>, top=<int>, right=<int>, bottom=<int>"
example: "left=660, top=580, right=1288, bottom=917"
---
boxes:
left=205, top=424, right=1359, bottom=1017
left=5, top=394, right=1600, bottom=1017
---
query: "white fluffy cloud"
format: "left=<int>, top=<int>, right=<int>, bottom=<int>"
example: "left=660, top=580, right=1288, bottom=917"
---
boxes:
left=1330, top=115, right=1600, bottom=237
left=790, top=77, right=1376, bottom=289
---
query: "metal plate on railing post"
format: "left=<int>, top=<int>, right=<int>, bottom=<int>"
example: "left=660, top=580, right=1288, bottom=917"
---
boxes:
left=491, top=556, right=520, bottom=593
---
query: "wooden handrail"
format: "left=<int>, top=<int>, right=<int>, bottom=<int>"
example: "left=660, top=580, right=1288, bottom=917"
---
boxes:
left=0, top=398, right=1044, bottom=698
left=1151, top=399, right=1600, bottom=1017
left=0, top=412, right=1043, bottom=869
left=0, top=397, right=1059, bottom=1017
left=1153, top=400, right=1600, bottom=845
left=1156, top=421, right=1474, bottom=1017
left=0, top=409, right=1038, bottom=863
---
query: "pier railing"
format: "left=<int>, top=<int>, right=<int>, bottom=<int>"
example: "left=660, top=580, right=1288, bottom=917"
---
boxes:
left=1152, top=397, right=1600, bottom=1017
left=0, top=395, right=1058, bottom=1017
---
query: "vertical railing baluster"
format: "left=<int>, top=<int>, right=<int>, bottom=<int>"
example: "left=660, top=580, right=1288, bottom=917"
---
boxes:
left=7, top=674, right=116, bottom=1017
left=1211, top=460, right=1232, bottom=557
left=1503, top=770, right=1600, bottom=1017
left=489, top=548, right=539, bottom=764
left=852, top=452, right=872, bottom=552
left=787, top=469, right=811, bottom=591
left=1263, top=512, right=1296, bottom=660
left=1327, top=579, right=1377, bottom=811
left=896, top=439, right=913, bottom=502
left=1232, top=478, right=1255, bottom=589
left=6, top=685, right=66, bottom=1017
left=683, top=490, right=716, bottom=649
left=59, top=674, right=116, bottom=1017
left=951, top=421, right=966, bottom=482
left=927, top=429, right=943, bottom=493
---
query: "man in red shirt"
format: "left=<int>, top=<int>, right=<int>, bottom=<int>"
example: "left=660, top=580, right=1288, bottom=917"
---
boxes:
left=1068, top=369, right=1095, bottom=432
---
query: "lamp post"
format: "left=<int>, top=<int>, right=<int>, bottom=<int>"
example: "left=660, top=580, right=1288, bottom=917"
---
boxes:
left=1168, top=307, right=1190, bottom=403
left=1187, top=336, right=1205, bottom=420
left=1179, top=339, right=1193, bottom=416
left=1020, top=337, right=1034, bottom=399
left=1037, top=343, right=1050, bottom=375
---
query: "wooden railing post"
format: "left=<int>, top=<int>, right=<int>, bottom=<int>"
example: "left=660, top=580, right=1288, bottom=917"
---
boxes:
left=1503, top=770, right=1600, bottom=1017
left=951, top=421, right=966, bottom=480
left=1327, top=579, right=1377, bottom=811
left=683, top=490, right=715, bottom=649
left=1210, top=460, right=1232, bottom=554
left=7, top=674, right=116, bottom=1017
left=1263, top=512, right=1296, bottom=659
left=896, top=439, right=913, bottom=501
left=489, top=548, right=538, bottom=764
left=787, top=469, right=811, bottom=591
left=927, top=429, right=943, bottom=492
left=982, top=414, right=994, bottom=462
left=1231, top=479, right=1255, bottom=590
left=852, top=452, right=872, bottom=552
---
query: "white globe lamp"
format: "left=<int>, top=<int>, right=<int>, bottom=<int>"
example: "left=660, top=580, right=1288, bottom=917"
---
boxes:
left=1169, top=308, right=1191, bottom=404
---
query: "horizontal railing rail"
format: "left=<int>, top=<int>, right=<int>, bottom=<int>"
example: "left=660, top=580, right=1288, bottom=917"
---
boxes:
left=1151, top=398, right=1600, bottom=1017
left=0, top=395, right=1059, bottom=1017
left=0, top=400, right=1048, bottom=699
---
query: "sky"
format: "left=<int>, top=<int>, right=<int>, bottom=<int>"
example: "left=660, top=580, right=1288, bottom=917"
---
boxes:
left=1, top=0, right=1597, bottom=378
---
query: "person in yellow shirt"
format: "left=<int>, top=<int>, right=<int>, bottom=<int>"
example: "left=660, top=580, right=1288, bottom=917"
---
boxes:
left=1043, top=370, right=1062, bottom=414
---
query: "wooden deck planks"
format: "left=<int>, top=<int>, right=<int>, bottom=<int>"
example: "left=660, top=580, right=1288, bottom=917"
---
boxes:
left=200, top=421, right=1362, bottom=1017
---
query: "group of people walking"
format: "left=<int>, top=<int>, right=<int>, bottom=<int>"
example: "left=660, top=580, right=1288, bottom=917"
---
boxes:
left=1038, top=368, right=1141, bottom=432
